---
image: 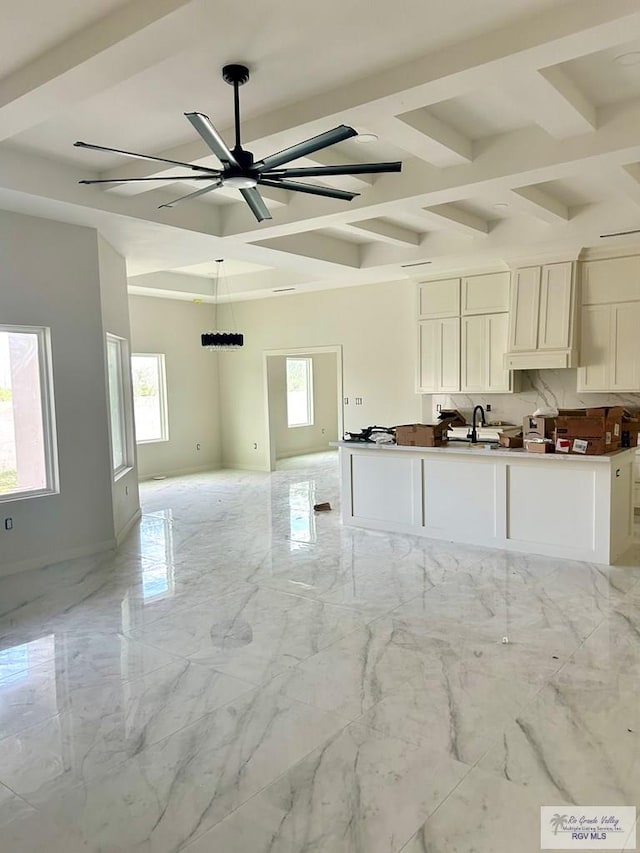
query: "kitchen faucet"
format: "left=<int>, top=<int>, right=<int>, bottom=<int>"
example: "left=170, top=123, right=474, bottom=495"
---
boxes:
left=469, top=404, right=486, bottom=443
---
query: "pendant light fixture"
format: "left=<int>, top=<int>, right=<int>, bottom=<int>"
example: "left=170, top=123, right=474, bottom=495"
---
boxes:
left=201, top=259, right=244, bottom=350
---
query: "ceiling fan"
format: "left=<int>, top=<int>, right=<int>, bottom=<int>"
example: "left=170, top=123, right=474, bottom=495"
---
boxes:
left=74, top=64, right=402, bottom=222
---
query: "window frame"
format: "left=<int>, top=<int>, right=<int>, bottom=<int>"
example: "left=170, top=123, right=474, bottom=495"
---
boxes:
left=131, top=353, right=169, bottom=445
left=106, top=333, right=133, bottom=479
left=286, top=357, right=314, bottom=429
left=0, top=324, right=59, bottom=503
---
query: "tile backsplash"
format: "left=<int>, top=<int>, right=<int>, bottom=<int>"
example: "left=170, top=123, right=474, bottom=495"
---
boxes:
left=424, top=369, right=640, bottom=426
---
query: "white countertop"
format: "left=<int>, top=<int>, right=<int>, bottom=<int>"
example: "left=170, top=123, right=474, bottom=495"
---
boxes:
left=333, top=440, right=636, bottom=463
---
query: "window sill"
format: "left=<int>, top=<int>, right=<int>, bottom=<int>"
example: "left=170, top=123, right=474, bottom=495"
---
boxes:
left=0, top=486, right=60, bottom=504
left=114, top=465, right=135, bottom=483
left=136, top=437, right=169, bottom=445
left=287, top=423, right=314, bottom=429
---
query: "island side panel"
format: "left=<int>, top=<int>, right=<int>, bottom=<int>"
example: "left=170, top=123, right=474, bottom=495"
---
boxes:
left=610, top=453, right=635, bottom=562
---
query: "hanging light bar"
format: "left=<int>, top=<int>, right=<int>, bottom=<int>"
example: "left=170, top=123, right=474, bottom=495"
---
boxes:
left=201, top=259, right=244, bottom=350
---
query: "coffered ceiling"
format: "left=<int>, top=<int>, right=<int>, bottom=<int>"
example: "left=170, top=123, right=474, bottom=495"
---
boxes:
left=2, top=0, right=640, bottom=301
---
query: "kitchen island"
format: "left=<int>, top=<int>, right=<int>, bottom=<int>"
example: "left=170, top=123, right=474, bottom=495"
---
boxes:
left=335, top=441, right=637, bottom=564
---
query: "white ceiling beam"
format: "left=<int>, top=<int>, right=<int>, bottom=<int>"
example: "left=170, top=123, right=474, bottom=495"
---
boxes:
left=602, top=163, right=640, bottom=207
left=346, top=219, right=422, bottom=247
left=510, top=185, right=570, bottom=223
left=501, top=67, right=596, bottom=139
left=365, top=112, right=471, bottom=167
left=0, top=0, right=196, bottom=140
left=93, top=0, right=640, bottom=186
left=421, top=204, right=489, bottom=235
left=254, top=233, right=361, bottom=269
left=223, top=95, right=640, bottom=241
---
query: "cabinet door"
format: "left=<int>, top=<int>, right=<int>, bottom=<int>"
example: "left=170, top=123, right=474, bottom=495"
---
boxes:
left=577, top=305, right=611, bottom=391
left=538, top=262, right=573, bottom=350
left=611, top=302, right=640, bottom=390
left=438, top=317, right=461, bottom=393
left=509, top=267, right=540, bottom=351
left=582, top=256, right=640, bottom=305
left=461, top=272, right=510, bottom=315
left=486, top=313, right=511, bottom=392
left=461, top=315, right=485, bottom=392
left=418, top=318, right=460, bottom=392
left=417, top=320, right=438, bottom=392
left=418, top=279, right=460, bottom=318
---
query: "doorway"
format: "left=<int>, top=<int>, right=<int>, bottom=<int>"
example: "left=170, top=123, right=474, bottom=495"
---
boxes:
left=263, top=346, right=343, bottom=472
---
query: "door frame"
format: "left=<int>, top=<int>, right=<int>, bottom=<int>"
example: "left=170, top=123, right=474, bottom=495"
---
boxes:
left=262, top=345, right=344, bottom=472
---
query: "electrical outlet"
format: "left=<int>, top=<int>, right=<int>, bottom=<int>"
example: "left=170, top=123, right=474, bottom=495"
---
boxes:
left=4, top=518, right=13, bottom=531
left=253, top=442, right=258, bottom=450
left=196, top=443, right=201, bottom=450
left=436, top=403, right=442, bottom=412
left=486, top=404, right=492, bottom=412
left=321, top=428, right=325, bottom=434
left=125, top=486, right=129, bottom=496
left=355, top=397, right=363, bottom=405
left=344, top=397, right=349, bottom=405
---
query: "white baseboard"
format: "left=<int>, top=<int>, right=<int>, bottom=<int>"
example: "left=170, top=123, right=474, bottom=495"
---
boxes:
left=0, top=538, right=117, bottom=579
left=276, top=447, right=337, bottom=460
left=138, top=462, right=221, bottom=481
left=116, top=508, right=142, bottom=546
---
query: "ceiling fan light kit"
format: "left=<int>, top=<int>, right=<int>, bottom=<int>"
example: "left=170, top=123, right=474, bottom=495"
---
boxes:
left=75, top=64, right=402, bottom=222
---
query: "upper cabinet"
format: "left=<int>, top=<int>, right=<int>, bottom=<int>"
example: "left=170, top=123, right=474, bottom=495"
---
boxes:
left=504, top=261, right=578, bottom=370
left=577, top=255, right=640, bottom=392
left=418, top=278, right=460, bottom=319
left=416, top=272, right=515, bottom=393
left=461, top=272, right=510, bottom=316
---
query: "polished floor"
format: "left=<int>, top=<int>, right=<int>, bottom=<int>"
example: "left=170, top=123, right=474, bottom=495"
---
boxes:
left=1, top=451, right=640, bottom=852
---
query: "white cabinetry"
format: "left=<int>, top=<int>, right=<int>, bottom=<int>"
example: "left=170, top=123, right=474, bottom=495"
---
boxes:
left=578, top=255, right=640, bottom=393
left=417, top=272, right=513, bottom=393
left=418, top=318, right=460, bottom=393
left=578, top=302, right=640, bottom=392
left=462, top=313, right=512, bottom=393
left=505, top=261, right=578, bottom=369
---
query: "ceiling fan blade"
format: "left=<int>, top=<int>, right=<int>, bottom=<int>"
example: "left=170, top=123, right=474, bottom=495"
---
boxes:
left=79, top=174, right=221, bottom=184
left=74, top=141, right=220, bottom=173
left=259, top=178, right=358, bottom=201
left=185, top=112, right=239, bottom=169
left=240, top=187, right=272, bottom=222
left=263, top=162, right=402, bottom=179
left=158, top=181, right=222, bottom=209
left=255, top=125, right=358, bottom=172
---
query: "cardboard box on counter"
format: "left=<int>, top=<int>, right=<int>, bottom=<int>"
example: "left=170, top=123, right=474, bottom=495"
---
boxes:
left=554, top=405, right=624, bottom=455
left=524, top=439, right=555, bottom=453
left=498, top=432, right=523, bottom=448
left=523, top=416, right=556, bottom=441
left=622, top=409, right=640, bottom=448
left=394, top=423, right=448, bottom=447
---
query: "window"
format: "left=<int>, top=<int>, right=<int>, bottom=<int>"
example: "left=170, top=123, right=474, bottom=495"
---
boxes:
left=0, top=325, right=58, bottom=501
left=131, top=354, right=168, bottom=444
left=286, top=358, right=314, bottom=427
left=106, top=334, right=131, bottom=476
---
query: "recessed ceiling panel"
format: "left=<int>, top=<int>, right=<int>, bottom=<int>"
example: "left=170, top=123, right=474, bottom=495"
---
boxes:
left=558, top=37, right=640, bottom=107
left=426, top=88, right=533, bottom=140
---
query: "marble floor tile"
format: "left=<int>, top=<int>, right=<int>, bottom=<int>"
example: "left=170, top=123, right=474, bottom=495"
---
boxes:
left=0, top=782, right=35, bottom=829
left=0, top=660, right=254, bottom=799
left=400, top=765, right=573, bottom=853
left=477, top=673, right=640, bottom=805
left=181, top=723, right=469, bottom=853
left=129, top=586, right=371, bottom=683
left=0, top=678, right=349, bottom=852
left=272, top=618, right=436, bottom=719
left=0, top=452, right=639, bottom=853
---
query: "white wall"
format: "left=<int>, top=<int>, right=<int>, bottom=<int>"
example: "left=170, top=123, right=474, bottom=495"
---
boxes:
left=0, top=212, right=122, bottom=575
left=219, top=280, right=420, bottom=470
left=128, top=295, right=222, bottom=478
left=98, top=236, right=140, bottom=541
left=267, top=353, right=338, bottom=459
